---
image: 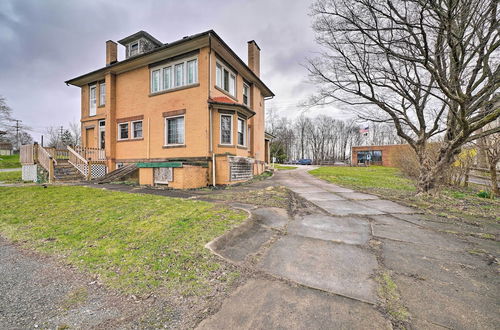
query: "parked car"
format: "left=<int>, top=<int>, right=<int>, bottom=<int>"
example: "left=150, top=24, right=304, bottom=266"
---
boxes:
left=298, top=159, right=312, bottom=165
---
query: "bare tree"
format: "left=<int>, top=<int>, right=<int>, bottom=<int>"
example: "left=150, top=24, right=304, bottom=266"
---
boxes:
left=69, top=121, right=81, bottom=146
left=308, top=0, right=499, bottom=193
left=0, top=96, right=13, bottom=132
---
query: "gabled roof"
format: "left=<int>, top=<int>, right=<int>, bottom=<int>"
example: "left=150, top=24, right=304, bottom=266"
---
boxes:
left=117, top=30, right=163, bottom=47
left=65, top=30, right=274, bottom=97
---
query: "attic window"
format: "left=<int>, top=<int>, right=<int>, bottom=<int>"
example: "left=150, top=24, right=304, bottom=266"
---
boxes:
left=129, top=42, right=139, bottom=57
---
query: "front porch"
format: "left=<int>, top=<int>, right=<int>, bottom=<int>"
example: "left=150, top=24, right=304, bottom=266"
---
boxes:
left=20, top=144, right=107, bottom=183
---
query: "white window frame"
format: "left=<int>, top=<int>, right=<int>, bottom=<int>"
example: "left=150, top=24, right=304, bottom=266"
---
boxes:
left=215, top=61, right=237, bottom=97
left=220, top=114, right=233, bottom=145
left=89, top=84, right=97, bottom=116
left=132, top=120, right=143, bottom=139
left=164, top=115, right=185, bottom=146
left=118, top=122, right=129, bottom=140
left=243, top=83, right=250, bottom=106
left=99, top=82, right=106, bottom=106
left=98, top=120, right=106, bottom=149
left=237, top=117, right=246, bottom=146
left=150, top=56, right=198, bottom=94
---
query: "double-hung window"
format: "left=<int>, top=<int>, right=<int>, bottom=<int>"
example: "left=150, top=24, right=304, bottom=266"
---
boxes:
left=118, top=123, right=129, bottom=140
left=165, top=116, right=185, bottom=145
left=216, top=61, right=236, bottom=97
left=220, top=114, right=233, bottom=145
left=150, top=57, right=198, bottom=94
left=132, top=121, right=143, bottom=139
left=89, top=85, right=96, bottom=116
left=243, top=83, right=249, bottom=106
left=237, top=118, right=245, bottom=146
left=99, top=82, right=106, bottom=106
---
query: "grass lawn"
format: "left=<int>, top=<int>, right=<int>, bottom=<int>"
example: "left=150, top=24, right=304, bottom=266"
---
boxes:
left=0, top=154, right=20, bottom=169
left=0, top=186, right=247, bottom=295
left=309, top=166, right=500, bottom=225
left=0, top=170, right=22, bottom=183
left=272, top=164, right=298, bottom=171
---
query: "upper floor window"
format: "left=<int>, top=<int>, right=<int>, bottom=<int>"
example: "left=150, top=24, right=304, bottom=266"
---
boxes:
left=151, top=57, right=198, bottom=94
left=243, top=83, right=249, bottom=106
left=99, top=82, right=106, bottom=106
left=165, top=116, right=185, bottom=145
left=129, top=42, right=139, bottom=57
left=89, top=85, right=96, bottom=116
left=220, top=114, right=233, bottom=145
left=216, top=62, right=236, bottom=97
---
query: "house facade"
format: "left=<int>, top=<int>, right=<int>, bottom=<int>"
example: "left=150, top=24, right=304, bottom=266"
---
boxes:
left=352, top=144, right=410, bottom=167
left=66, top=30, right=274, bottom=188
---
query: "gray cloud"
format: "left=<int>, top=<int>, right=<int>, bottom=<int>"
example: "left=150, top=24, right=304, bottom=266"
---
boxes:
left=0, top=0, right=344, bottom=140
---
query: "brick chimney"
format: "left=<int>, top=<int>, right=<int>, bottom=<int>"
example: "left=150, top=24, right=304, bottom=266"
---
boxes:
left=106, top=40, right=117, bottom=66
left=247, top=40, right=260, bottom=77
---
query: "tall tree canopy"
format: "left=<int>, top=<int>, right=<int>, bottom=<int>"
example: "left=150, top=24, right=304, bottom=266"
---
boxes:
left=308, top=0, right=499, bottom=192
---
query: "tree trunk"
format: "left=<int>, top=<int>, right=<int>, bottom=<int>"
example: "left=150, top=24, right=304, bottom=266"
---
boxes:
left=490, top=164, right=499, bottom=197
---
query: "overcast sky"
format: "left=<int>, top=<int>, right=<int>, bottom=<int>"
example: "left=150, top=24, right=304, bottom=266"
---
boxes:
left=0, top=0, right=346, bottom=141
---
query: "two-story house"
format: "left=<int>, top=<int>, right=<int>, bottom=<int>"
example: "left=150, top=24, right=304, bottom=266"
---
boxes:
left=65, top=30, right=274, bottom=188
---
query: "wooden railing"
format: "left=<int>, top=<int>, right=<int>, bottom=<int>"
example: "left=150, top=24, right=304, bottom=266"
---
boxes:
left=67, top=145, right=90, bottom=178
left=20, top=144, right=34, bottom=165
left=46, top=148, right=70, bottom=160
left=73, top=146, right=105, bottom=161
left=38, top=145, right=56, bottom=182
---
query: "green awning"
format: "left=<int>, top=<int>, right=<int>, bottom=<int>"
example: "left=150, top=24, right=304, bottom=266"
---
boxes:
left=136, top=162, right=183, bottom=168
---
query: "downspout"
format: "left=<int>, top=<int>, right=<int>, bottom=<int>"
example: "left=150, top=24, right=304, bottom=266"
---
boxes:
left=208, top=32, right=216, bottom=186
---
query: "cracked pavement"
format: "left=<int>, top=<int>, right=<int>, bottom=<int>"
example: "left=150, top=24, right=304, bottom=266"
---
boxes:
left=200, top=167, right=499, bottom=329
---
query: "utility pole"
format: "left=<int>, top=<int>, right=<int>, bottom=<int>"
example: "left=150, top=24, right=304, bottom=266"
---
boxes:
left=59, top=125, right=64, bottom=148
left=14, top=119, right=22, bottom=150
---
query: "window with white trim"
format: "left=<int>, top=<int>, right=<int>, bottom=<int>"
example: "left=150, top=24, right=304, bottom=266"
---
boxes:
left=150, top=57, right=198, bottom=94
left=132, top=121, right=143, bottom=139
left=165, top=116, right=185, bottom=145
left=216, top=61, right=236, bottom=97
left=237, top=118, right=245, bottom=146
left=220, top=114, right=233, bottom=145
left=99, top=82, right=106, bottom=106
left=243, top=83, right=249, bottom=106
left=118, top=122, right=129, bottom=140
left=89, top=85, right=96, bottom=116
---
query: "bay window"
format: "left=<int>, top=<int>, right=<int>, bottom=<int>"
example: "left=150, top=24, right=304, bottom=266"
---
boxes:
left=220, top=114, right=233, bottom=145
left=237, top=118, right=245, bottom=146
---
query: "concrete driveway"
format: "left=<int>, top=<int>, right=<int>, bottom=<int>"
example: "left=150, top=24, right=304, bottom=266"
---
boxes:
left=199, top=167, right=499, bottom=329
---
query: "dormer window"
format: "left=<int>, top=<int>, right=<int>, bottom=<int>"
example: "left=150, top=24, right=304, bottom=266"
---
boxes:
left=129, top=42, right=139, bottom=57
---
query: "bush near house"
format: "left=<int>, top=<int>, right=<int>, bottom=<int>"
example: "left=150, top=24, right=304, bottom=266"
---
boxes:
left=0, top=186, right=247, bottom=295
left=0, top=154, right=20, bottom=169
left=310, top=166, right=499, bottom=225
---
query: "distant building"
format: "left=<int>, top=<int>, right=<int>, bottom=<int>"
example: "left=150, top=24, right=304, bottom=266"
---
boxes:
left=352, top=144, right=410, bottom=167
left=0, top=142, right=13, bottom=156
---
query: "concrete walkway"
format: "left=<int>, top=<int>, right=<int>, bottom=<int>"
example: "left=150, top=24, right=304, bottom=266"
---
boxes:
left=199, top=167, right=499, bottom=329
left=0, top=168, right=21, bottom=172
